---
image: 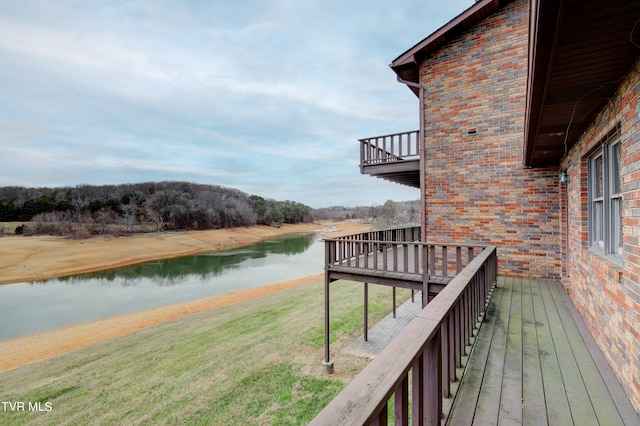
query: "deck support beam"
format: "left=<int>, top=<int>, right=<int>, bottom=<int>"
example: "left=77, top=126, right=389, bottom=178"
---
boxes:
left=323, top=266, right=334, bottom=374
left=364, top=283, right=369, bottom=342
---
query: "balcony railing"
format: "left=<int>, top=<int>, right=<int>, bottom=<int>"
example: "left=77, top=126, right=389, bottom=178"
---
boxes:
left=316, top=227, right=497, bottom=425
left=359, top=130, right=420, bottom=188
left=325, top=226, right=485, bottom=291
left=360, top=130, right=420, bottom=165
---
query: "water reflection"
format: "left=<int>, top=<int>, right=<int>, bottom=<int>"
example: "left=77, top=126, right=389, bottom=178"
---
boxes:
left=0, top=232, right=321, bottom=340
left=56, top=232, right=317, bottom=287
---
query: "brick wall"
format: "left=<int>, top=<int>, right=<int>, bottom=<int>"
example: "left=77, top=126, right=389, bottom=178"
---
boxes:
left=419, top=0, right=562, bottom=279
left=560, top=58, right=640, bottom=411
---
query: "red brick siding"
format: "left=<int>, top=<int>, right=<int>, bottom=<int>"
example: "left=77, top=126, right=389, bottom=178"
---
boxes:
left=560, top=58, right=640, bottom=411
left=419, top=0, right=562, bottom=279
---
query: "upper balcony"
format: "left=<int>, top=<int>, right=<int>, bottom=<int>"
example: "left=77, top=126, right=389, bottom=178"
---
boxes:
left=359, top=130, right=420, bottom=188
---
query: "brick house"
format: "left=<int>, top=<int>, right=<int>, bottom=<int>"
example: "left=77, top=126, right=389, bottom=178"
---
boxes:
left=377, top=0, right=640, bottom=414
left=328, top=0, right=640, bottom=419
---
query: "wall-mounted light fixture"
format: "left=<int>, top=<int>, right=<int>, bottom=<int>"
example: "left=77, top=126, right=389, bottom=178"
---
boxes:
left=559, top=171, right=569, bottom=183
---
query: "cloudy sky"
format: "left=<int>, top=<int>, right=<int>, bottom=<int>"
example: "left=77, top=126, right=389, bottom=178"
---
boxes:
left=0, top=0, right=473, bottom=208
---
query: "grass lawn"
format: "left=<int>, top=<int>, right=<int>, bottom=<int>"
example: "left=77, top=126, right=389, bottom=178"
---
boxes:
left=0, top=279, right=412, bottom=425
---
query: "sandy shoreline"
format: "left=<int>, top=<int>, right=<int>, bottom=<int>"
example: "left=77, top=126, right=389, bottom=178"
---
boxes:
left=0, top=220, right=370, bottom=373
left=0, top=221, right=339, bottom=285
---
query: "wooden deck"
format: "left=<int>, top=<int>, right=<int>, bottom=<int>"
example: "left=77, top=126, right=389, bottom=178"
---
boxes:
left=448, top=277, right=640, bottom=425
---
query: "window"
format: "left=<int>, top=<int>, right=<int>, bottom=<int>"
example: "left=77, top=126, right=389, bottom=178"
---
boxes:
left=588, top=127, right=622, bottom=258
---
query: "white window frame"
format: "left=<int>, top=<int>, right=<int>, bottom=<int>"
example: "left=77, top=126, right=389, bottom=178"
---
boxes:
left=588, top=126, right=622, bottom=261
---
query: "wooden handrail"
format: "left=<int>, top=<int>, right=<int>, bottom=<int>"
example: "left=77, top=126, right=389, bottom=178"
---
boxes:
left=313, top=246, right=498, bottom=425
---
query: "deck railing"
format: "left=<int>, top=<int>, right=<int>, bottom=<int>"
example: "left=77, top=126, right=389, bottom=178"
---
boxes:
left=313, top=244, right=497, bottom=425
left=360, top=130, right=420, bottom=167
left=325, top=226, right=484, bottom=279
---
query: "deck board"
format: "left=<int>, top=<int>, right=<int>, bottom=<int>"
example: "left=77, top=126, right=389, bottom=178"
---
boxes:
left=521, top=278, right=547, bottom=425
left=546, top=281, right=625, bottom=424
left=448, top=278, right=640, bottom=425
left=554, top=282, right=640, bottom=425
left=470, top=276, right=512, bottom=425
left=499, top=277, right=523, bottom=425
left=448, top=273, right=505, bottom=426
left=539, top=279, right=598, bottom=425
left=532, top=280, right=573, bottom=425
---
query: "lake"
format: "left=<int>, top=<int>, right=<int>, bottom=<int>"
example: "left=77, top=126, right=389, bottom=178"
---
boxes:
left=0, top=232, right=323, bottom=341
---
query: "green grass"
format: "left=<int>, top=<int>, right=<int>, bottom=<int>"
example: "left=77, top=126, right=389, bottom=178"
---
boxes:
left=0, top=279, right=411, bottom=425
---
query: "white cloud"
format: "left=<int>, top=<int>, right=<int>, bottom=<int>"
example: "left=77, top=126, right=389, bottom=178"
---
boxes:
left=0, top=0, right=470, bottom=206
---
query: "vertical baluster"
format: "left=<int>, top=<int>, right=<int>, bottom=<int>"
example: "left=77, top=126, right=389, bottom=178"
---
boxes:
left=395, top=375, right=409, bottom=426
left=373, top=242, right=379, bottom=270
left=326, top=240, right=331, bottom=266
left=383, top=243, right=388, bottom=271
left=412, top=131, right=416, bottom=156
left=479, top=265, right=486, bottom=309
left=441, top=321, right=450, bottom=398
left=412, top=355, right=424, bottom=422
left=463, top=289, right=470, bottom=348
left=423, top=331, right=442, bottom=426
left=390, top=134, right=395, bottom=161
left=414, top=130, right=418, bottom=156
left=382, top=136, right=387, bottom=162
left=403, top=244, right=409, bottom=273
left=429, top=245, right=436, bottom=276
left=470, top=285, right=476, bottom=339
left=393, top=244, right=398, bottom=272
left=364, top=241, right=370, bottom=269
left=456, top=246, right=462, bottom=273
left=442, top=246, right=448, bottom=277
left=373, top=403, right=388, bottom=426
left=475, top=274, right=484, bottom=323
left=448, top=313, right=456, bottom=383
left=422, top=245, right=429, bottom=308
left=454, top=301, right=462, bottom=368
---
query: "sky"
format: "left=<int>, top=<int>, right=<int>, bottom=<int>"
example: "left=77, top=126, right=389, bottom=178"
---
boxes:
left=0, top=0, right=473, bottom=208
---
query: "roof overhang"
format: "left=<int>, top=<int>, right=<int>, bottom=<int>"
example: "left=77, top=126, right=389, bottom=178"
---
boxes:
left=524, top=0, right=640, bottom=167
left=390, top=0, right=516, bottom=96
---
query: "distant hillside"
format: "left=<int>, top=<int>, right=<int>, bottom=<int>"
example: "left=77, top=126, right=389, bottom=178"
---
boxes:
left=0, top=182, right=313, bottom=236
left=314, top=200, right=420, bottom=229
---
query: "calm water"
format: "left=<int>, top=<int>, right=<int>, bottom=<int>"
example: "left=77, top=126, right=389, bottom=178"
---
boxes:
left=0, top=232, right=323, bottom=341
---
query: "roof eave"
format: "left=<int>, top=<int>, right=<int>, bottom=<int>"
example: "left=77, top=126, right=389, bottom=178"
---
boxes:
left=389, top=0, right=512, bottom=94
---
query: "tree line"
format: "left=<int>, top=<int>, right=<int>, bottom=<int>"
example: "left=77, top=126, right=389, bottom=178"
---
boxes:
left=313, top=199, right=420, bottom=229
left=0, top=182, right=313, bottom=237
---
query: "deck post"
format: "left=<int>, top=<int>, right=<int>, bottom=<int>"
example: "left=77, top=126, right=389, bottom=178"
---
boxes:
left=393, top=286, right=397, bottom=318
left=323, top=263, right=334, bottom=374
left=364, top=283, right=369, bottom=342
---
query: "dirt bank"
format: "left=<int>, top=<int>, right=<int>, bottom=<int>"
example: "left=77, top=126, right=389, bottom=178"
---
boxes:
left=0, top=220, right=370, bottom=373
left=0, top=221, right=346, bottom=285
